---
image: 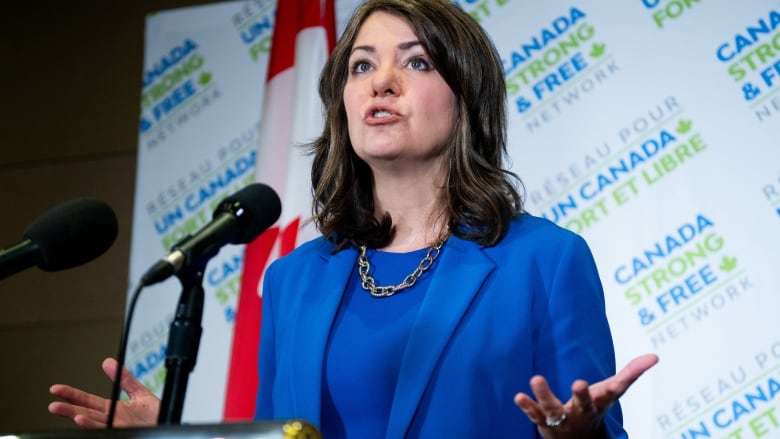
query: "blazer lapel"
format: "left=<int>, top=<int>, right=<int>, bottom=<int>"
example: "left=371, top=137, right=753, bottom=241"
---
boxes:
left=386, top=236, right=495, bottom=439
left=288, top=243, right=358, bottom=426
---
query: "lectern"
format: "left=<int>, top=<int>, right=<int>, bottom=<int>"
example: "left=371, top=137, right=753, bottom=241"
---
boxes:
left=6, top=420, right=320, bottom=439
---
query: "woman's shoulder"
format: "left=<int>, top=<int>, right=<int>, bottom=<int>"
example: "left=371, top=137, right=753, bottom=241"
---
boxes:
left=270, top=235, right=333, bottom=266
left=483, top=213, right=594, bottom=262
left=262, top=235, right=333, bottom=287
left=506, top=213, right=585, bottom=245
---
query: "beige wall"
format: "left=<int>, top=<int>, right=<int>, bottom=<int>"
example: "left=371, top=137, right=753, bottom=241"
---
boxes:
left=0, top=1, right=221, bottom=433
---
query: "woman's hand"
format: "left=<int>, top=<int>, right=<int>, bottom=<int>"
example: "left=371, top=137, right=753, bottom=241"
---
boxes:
left=48, top=357, right=160, bottom=428
left=514, top=353, right=659, bottom=438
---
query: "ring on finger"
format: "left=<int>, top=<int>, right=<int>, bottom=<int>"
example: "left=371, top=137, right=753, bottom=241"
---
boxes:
left=545, top=412, right=567, bottom=427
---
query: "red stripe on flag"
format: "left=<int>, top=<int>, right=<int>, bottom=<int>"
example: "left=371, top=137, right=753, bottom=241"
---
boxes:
left=223, top=0, right=336, bottom=420
left=223, top=228, right=278, bottom=420
left=268, top=0, right=337, bottom=79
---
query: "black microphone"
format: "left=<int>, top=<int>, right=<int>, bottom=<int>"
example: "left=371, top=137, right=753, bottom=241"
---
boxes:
left=141, top=183, right=281, bottom=286
left=0, top=198, right=119, bottom=280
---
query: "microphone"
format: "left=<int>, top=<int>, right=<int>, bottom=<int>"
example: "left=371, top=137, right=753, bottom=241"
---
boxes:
left=141, top=183, right=281, bottom=286
left=0, top=198, right=119, bottom=280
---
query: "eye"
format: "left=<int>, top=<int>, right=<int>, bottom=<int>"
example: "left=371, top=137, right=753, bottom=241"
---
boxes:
left=408, top=56, right=431, bottom=71
left=350, top=60, right=372, bottom=74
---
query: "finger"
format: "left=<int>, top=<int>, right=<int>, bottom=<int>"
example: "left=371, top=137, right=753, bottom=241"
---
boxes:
left=49, top=401, right=107, bottom=427
left=513, top=392, right=546, bottom=425
left=618, top=354, right=659, bottom=385
left=101, top=358, right=149, bottom=398
left=49, top=384, right=109, bottom=412
left=73, top=413, right=108, bottom=429
left=48, top=401, right=80, bottom=419
left=606, top=354, right=660, bottom=398
left=100, top=357, right=120, bottom=382
left=571, top=379, right=595, bottom=414
left=529, top=375, right=565, bottom=416
left=586, top=353, right=659, bottom=410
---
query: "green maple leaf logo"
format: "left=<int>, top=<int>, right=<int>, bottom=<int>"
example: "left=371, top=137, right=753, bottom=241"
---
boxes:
left=676, top=119, right=693, bottom=134
left=590, top=43, right=606, bottom=58
left=719, top=256, right=737, bottom=272
left=198, top=72, right=213, bottom=86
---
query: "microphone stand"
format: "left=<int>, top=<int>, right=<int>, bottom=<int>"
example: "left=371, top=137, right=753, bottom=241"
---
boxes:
left=157, top=262, right=205, bottom=424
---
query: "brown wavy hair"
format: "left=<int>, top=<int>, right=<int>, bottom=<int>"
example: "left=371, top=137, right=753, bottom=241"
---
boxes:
left=309, top=0, right=523, bottom=252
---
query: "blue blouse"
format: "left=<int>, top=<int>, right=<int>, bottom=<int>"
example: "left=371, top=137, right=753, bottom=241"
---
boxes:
left=321, top=246, right=437, bottom=438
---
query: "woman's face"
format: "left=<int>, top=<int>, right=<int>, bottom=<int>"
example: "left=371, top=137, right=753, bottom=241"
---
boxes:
left=343, top=11, right=457, bottom=173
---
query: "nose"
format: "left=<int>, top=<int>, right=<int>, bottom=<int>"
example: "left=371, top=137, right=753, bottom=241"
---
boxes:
left=372, top=64, right=400, bottom=97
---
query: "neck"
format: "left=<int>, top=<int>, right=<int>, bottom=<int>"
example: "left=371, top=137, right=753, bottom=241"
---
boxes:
left=379, top=214, right=449, bottom=252
left=371, top=162, right=449, bottom=252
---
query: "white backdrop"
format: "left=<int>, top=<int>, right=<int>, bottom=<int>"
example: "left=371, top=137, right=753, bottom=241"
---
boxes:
left=129, top=0, right=275, bottom=421
left=129, top=1, right=780, bottom=437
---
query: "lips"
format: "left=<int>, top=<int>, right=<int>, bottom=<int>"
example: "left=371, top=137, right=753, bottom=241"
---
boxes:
left=365, top=105, right=400, bottom=124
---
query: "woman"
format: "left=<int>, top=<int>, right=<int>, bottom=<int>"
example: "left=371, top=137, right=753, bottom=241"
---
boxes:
left=49, top=1, right=658, bottom=437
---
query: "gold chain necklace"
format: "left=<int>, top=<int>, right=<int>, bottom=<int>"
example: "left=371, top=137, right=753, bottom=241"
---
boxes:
left=358, top=238, right=446, bottom=298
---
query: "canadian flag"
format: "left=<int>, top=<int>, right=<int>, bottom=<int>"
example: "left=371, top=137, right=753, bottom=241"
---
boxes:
left=223, top=0, right=336, bottom=420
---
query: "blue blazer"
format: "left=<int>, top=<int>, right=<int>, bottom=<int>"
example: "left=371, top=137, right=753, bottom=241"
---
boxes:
left=256, top=214, right=627, bottom=438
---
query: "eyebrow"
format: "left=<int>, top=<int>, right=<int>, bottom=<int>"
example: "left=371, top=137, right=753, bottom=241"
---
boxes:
left=350, top=40, right=423, bottom=55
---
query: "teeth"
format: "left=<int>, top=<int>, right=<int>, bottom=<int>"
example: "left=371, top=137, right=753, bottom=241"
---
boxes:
left=373, top=110, right=391, bottom=118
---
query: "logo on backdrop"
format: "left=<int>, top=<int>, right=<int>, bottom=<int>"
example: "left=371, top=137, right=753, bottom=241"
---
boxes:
left=139, top=38, right=222, bottom=149
left=500, top=7, right=620, bottom=133
left=639, top=0, right=704, bottom=29
left=230, top=0, right=275, bottom=62
left=611, top=213, right=753, bottom=349
left=715, top=8, right=780, bottom=122
left=528, top=96, right=710, bottom=237
left=146, top=124, right=259, bottom=249
left=655, top=339, right=780, bottom=439
left=452, top=0, right=513, bottom=24
left=761, top=170, right=780, bottom=220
